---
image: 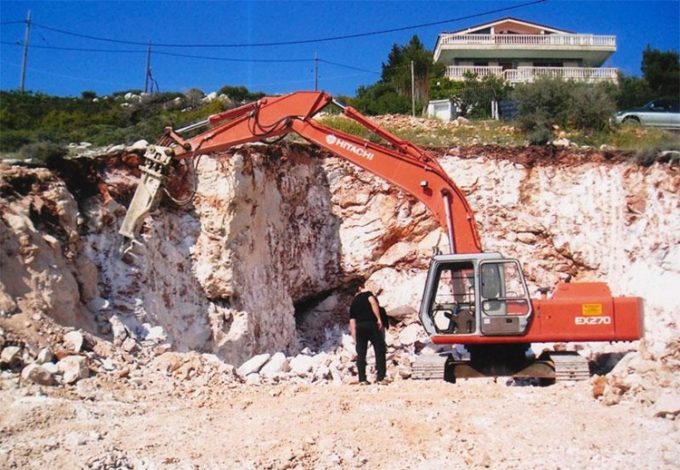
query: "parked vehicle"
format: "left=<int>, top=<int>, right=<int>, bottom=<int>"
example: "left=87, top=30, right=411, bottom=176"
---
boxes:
left=612, top=98, right=680, bottom=129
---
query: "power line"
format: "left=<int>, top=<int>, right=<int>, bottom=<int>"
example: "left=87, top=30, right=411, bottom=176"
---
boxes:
left=0, top=20, right=25, bottom=26
left=319, top=59, right=379, bottom=75
left=1, top=40, right=144, bottom=54
left=154, top=50, right=311, bottom=63
left=24, top=0, right=546, bottom=48
left=1, top=40, right=379, bottom=73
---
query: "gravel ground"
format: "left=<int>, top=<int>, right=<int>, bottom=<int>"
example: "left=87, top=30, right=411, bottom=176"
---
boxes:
left=1, top=376, right=677, bottom=469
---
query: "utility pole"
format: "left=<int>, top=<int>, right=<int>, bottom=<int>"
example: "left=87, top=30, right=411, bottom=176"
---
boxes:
left=314, top=52, right=319, bottom=91
left=144, top=41, right=152, bottom=93
left=19, top=10, right=32, bottom=93
left=410, top=60, right=416, bottom=117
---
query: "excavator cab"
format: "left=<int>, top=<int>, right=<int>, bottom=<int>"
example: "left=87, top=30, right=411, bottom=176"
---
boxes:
left=418, top=253, right=533, bottom=341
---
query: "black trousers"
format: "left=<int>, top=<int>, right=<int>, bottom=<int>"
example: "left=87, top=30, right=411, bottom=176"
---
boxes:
left=355, top=321, right=386, bottom=382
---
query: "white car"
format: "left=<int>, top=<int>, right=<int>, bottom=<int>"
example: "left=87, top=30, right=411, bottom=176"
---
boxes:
left=612, top=98, right=680, bottom=129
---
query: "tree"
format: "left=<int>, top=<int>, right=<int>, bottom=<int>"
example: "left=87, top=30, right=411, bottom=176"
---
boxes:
left=641, top=46, right=680, bottom=97
left=431, top=72, right=510, bottom=118
left=350, top=83, right=411, bottom=115
left=81, top=90, right=97, bottom=100
left=614, top=72, right=653, bottom=108
left=351, top=35, right=439, bottom=115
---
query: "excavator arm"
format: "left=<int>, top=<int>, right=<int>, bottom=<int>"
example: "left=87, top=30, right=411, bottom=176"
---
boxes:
left=120, top=91, right=482, bottom=254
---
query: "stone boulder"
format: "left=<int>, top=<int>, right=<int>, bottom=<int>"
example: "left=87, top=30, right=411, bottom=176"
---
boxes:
left=237, top=353, right=271, bottom=377
left=260, top=352, right=289, bottom=377
left=1, top=346, right=23, bottom=370
left=58, top=355, right=90, bottom=384
left=21, top=363, right=56, bottom=386
left=63, top=331, right=84, bottom=353
left=289, top=354, right=315, bottom=376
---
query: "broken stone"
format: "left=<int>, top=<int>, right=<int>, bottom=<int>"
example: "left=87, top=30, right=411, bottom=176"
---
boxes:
left=121, top=338, right=137, bottom=353
left=106, top=144, right=126, bottom=156
left=1, top=346, right=23, bottom=370
left=21, top=363, right=56, bottom=386
left=260, top=352, right=289, bottom=377
left=341, top=335, right=355, bottom=354
left=109, top=315, right=130, bottom=346
left=398, top=324, right=423, bottom=346
left=516, top=232, right=538, bottom=244
left=289, top=354, right=315, bottom=375
left=387, top=305, right=418, bottom=323
left=92, top=341, right=114, bottom=358
left=128, top=139, right=149, bottom=152
left=144, top=325, right=166, bottom=343
left=151, top=352, right=182, bottom=374
left=591, top=375, right=607, bottom=398
left=58, top=355, right=90, bottom=384
left=0, top=290, right=19, bottom=316
left=63, top=330, right=84, bottom=353
left=245, top=373, right=262, bottom=385
left=314, top=364, right=331, bottom=381
left=551, top=138, right=573, bottom=147
left=653, top=392, right=680, bottom=419
left=37, top=347, right=55, bottom=364
left=237, top=353, right=271, bottom=377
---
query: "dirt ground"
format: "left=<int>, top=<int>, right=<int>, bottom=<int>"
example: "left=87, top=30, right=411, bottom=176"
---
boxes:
left=1, top=376, right=677, bottom=469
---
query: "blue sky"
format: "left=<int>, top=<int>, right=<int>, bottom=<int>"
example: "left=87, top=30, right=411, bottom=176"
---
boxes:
left=1, top=1, right=678, bottom=97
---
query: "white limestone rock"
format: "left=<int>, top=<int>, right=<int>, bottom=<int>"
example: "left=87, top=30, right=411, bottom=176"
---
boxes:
left=260, top=352, right=289, bottom=377
left=653, top=391, right=680, bottom=419
left=36, top=348, right=54, bottom=364
left=237, top=353, right=271, bottom=377
left=21, top=363, right=56, bottom=385
left=1, top=346, right=22, bottom=369
left=58, top=355, right=90, bottom=384
left=399, top=324, right=425, bottom=346
left=63, top=330, right=84, bottom=353
left=289, top=354, right=315, bottom=376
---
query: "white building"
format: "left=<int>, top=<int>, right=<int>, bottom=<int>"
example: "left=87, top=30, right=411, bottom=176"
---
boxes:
left=433, top=17, right=617, bottom=84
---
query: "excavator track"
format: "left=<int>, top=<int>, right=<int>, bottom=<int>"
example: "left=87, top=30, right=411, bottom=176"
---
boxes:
left=410, top=350, right=590, bottom=383
left=411, top=354, right=450, bottom=380
left=544, top=351, right=591, bottom=381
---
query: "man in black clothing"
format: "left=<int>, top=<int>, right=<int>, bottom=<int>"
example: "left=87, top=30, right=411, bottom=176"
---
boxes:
left=349, top=288, right=387, bottom=384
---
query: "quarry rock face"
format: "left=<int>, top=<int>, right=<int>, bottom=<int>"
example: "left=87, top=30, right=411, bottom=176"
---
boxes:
left=0, top=144, right=678, bottom=367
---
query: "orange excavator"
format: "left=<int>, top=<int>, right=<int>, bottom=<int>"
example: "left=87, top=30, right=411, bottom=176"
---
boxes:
left=119, top=91, right=643, bottom=382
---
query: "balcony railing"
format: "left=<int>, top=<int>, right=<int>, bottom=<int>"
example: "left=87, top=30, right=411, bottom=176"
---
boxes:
left=445, top=66, right=618, bottom=84
left=446, top=66, right=503, bottom=80
left=438, top=33, right=616, bottom=48
left=504, top=67, right=618, bottom=83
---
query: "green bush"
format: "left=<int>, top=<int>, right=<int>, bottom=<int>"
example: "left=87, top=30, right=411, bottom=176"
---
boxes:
left=217, top=85, right=265, bottom=103
left=19, top=141, right=67, bottom=163
left=511, top=78, right=572, bottom=132
left=0, top=129, right=33, bottom=152
left=431, top=73, right=510, bottom=119
left=567, top=82, right=616, bottom=131
left=316, top=116, right=370, bottom=140
left=350, top=82, right=411, bottom=115
left=511, top=78, right=616, bottom=136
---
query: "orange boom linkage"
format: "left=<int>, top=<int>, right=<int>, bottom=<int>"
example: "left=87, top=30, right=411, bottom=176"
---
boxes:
left=120, top=91, right=643, bottom=381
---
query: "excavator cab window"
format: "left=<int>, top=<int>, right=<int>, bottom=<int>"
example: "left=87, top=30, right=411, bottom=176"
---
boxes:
left=430, top=262, right=476, bottom=334
left=479, top=260, right=531, bottom=335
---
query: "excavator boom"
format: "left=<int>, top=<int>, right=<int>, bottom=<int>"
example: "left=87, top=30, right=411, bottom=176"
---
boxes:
left=121, top=91, right=481, bottom=254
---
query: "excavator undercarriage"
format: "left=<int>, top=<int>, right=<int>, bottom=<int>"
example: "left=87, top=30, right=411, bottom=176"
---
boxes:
left=411, top=346, right=590, bottom=383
